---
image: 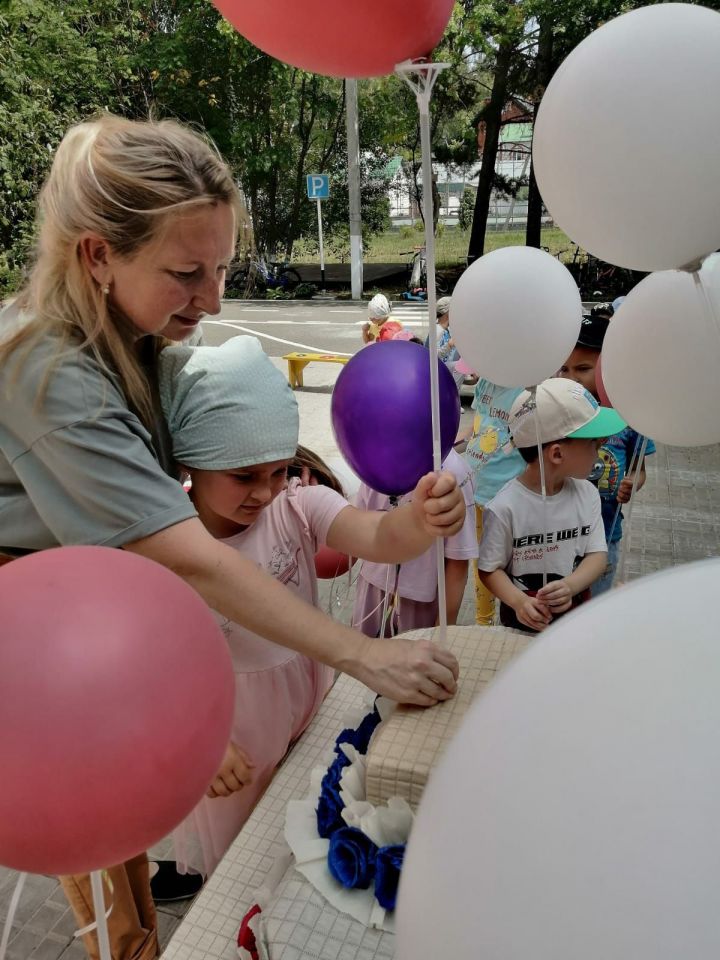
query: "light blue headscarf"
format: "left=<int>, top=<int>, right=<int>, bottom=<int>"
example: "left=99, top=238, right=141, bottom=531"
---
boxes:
left=158, top=336, right=299, bottom=470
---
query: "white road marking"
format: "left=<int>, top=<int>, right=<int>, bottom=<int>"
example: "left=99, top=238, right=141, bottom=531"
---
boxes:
left=202, top=320, right=353, bottom=356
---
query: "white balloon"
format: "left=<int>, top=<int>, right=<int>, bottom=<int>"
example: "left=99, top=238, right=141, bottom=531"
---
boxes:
left=602, top=264, right=720, bottom=447
left=397, top=559, right=720, bottom=960
left=451, top=246, right=582, bottom=388
left=533, top=3, right=720, bottom=272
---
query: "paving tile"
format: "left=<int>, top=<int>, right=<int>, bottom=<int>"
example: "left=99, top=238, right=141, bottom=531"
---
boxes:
left=23, top=901, right=67, bottom=936
left=158, top=909, right=182, bottom=950
left=58, top=942, right=88, bottom=960
left=7, top=928, right=46, bottom=960
left=28, top=933, right=69, bottom=960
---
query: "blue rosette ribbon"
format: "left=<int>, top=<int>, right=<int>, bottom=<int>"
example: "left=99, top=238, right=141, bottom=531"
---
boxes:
left=374, top=844, right=405, bottom=910
left=327, top=827, right=378, bottom=890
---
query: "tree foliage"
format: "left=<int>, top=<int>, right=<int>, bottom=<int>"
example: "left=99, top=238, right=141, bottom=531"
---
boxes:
left=4, top=0, right=720, bottom=295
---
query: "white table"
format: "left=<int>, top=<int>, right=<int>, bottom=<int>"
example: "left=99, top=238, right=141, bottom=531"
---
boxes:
left=164, top=674, right=395, bottom=960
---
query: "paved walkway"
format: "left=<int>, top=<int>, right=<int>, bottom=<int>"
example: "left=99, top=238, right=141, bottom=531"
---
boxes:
left=3, top=360, right=718, bottom=958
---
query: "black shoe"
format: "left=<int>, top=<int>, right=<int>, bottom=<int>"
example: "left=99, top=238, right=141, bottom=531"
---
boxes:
left=150, top=860, right=204, bottom=902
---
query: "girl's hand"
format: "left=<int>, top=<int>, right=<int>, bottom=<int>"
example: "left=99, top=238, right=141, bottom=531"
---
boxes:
left=411, top=471, right=466, bottom=538
left=206, top=741, right=255, bottom=798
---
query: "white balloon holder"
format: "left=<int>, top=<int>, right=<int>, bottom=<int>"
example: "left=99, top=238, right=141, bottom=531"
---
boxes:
left=395, top=60, right=451, bottom=642
left=0, top=869, right=112, bottom=960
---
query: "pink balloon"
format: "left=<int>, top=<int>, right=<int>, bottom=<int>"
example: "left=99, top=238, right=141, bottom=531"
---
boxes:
left=454, top=357, right=475, bottom=376
left=212, top=0, right=455, bottom=78
left=596, top=353, right=612, bottom=408
left=314, top=545, right=354, bottom=580
left=0, top=547, right=234, bottom=875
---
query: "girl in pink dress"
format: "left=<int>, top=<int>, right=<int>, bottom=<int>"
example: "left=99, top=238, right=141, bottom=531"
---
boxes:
left=158, top=336, right=466, bottom=877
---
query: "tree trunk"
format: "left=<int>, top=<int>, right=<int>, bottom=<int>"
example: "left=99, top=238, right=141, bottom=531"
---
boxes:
left=467, top=40, right=513, bottom=263
left=526, top=17, right=554, bottom=249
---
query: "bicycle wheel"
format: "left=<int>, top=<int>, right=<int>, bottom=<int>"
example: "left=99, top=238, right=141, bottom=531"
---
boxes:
left=226, top=267, right=249, bottom=292
left=279, top=267, right=302, bottom=292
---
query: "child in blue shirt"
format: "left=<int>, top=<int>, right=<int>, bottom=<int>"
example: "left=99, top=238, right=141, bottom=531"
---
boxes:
left=459, top=378, right=525, bottom=623
left=558, top=308, right=655, bottom=593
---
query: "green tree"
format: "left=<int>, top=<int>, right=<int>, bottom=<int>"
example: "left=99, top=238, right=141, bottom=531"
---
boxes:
left=0, top=0, right=150, bottom=294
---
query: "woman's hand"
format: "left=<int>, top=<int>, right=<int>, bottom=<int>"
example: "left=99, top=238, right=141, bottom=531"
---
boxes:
left=349, top=635, right=459, bottom=707
left=410, top=471, right=466, bottom=538
left=206, top=741, right=255, bottom=798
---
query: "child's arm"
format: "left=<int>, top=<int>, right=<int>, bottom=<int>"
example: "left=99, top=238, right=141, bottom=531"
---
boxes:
left=326, top=471, right=464, bottom=563
left=617, top=464, right=646, bottom=503
left=444, top=558, right=469, bottom=625
left=479, top=568, right=553, bottom=631
left=455, top=423, right=473, bottom=445
left=536, top=551, right=607, bottom=612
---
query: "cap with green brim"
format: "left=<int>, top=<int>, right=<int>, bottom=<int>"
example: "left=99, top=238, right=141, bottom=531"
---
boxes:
left=509, top=378, right=627, bottom=448
left=569, top=405, right=626, bottom=439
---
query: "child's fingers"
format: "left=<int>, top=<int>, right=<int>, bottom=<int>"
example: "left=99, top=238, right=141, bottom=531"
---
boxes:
left=414, top=472, right=440, bottom=501
left=428, top=471, right=457, bottom=497
left=231, top=758, right=254, bottom=786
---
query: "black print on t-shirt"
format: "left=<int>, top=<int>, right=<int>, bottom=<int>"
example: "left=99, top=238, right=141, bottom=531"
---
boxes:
left=513, top=525, right=591, bottom=548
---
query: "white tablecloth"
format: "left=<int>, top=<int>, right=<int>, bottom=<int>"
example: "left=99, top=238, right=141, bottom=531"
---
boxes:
left=164, top=674, right=396, bottom=960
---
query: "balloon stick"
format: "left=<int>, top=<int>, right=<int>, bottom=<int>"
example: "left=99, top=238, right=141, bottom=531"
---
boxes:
left=90, top=871, right=112, bottom=960
left=0, top=872, right=26, bottom=960
left=616, top=435, right=648, bottom=585
left=397, top=60, right=450, bottom=643
left=530, top=386, right=549, bottom=590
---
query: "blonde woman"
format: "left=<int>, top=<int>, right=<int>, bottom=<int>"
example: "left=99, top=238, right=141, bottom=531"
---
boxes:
left=0, top=116, right=459, bottom=960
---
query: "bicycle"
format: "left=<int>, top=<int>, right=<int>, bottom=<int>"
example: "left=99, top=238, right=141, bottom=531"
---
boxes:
left=400, top=246, right=449, bottom=300
left=226, top=255, right=302, bottom=298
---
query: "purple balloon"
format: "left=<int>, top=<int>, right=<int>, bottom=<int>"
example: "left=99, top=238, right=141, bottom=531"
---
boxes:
left=331, top=341, right=461, bottom=497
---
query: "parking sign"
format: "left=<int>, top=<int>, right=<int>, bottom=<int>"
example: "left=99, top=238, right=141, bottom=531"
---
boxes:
left=306, top=174, right=329, bottom=200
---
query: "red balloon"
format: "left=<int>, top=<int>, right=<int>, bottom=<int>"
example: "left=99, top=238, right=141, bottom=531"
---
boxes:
left=211, top=0, right=455, bottom=78
left=596, top=352, right=612, bottom=407
left=0, top=547, right=234, bottom=875
left=314, top=545, right=354, bottom=579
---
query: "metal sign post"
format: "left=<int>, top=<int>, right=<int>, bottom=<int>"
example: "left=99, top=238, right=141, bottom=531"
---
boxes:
left=316, top=198, right=326, bottom=289
left=307, top=174, right=330, bottom=290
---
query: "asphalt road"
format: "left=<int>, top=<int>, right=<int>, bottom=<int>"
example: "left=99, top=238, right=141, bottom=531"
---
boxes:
left=202, top=299, right=431, bottom=357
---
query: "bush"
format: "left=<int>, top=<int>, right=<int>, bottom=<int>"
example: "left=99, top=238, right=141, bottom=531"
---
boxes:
left=458, top=187, right=475, bottom=231
left=294, top=282, right=317, bottom=299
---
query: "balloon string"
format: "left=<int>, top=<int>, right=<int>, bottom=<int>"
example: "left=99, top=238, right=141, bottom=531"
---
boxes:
left=377, top=497, right=400, bottom=635
left=693, top=269, right=720, bottom=344
left=0, top=872, right=26, bottom=960
left=531, top=386, right=549, bottom=589
left=616, top=436, right=648, bottom=586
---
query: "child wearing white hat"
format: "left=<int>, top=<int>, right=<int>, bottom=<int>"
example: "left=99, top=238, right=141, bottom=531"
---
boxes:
left=477, top=378, right=625, bottom=632
left=362, top=293, right=403, bottom=343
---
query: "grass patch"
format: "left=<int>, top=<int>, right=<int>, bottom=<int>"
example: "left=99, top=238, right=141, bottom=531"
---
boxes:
left=297, top=224, right=573, bottom=267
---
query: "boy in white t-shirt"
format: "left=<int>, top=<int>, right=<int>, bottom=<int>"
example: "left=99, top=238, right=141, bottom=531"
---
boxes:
left=477, top=378, right=626, bottom=632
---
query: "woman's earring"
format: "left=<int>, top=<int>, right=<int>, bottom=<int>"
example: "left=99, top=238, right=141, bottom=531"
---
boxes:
left=101, top=283, right=110, bottom=296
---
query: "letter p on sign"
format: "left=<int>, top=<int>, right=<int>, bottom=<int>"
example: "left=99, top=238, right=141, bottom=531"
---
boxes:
left=306, top=174, right=329, bottom=200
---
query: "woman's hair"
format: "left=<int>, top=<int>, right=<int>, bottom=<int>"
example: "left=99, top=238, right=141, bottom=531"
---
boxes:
left=287, top=445, right=345, bottom=497
left=1, top=114, right=248, bottom=427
